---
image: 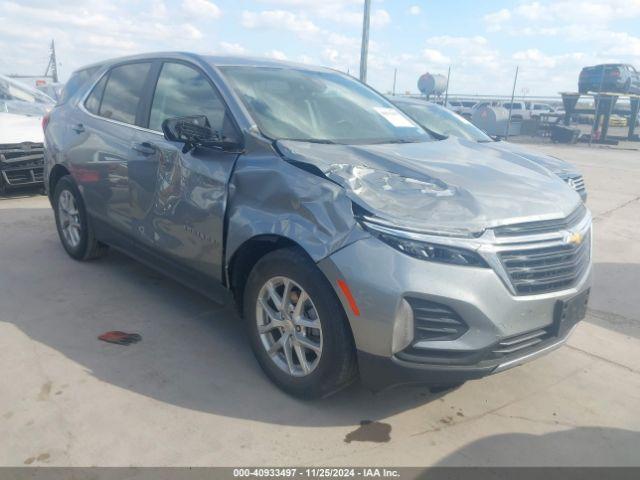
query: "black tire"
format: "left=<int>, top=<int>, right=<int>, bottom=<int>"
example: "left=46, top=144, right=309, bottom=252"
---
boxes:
left=53, top=175, right=108, bottom=260
left=243, top=247, right=358, bottom=399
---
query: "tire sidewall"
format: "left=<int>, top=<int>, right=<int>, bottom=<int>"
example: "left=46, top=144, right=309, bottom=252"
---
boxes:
left=243, top=249, right=355, bottom=398
left=53, top=176, right=90, bottom=260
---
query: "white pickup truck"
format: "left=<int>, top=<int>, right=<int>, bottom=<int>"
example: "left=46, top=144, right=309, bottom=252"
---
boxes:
left=0, top=74, right=54, bottom=193
left=501, top=101, right=556, bottom=120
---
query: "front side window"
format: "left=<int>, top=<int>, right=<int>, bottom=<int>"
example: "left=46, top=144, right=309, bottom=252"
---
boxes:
left=98, top=62, right=151, bottom=125
left=219, top=66, right=429, bottom=145
left=149, top=62, right=226, bottom=133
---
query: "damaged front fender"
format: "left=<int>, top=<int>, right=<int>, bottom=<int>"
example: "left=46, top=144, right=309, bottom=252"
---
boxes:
left=224, top=149, right=369, bottom=270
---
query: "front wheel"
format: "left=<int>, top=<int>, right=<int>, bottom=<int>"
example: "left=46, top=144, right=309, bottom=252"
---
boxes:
left=243, top=248, right=358, bottom=399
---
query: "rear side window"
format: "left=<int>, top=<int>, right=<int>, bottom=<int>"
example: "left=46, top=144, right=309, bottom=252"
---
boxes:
left=58, top=66, right=101, bottom=104
left=84, top=74, right=108, bottom=114
left=148, top=62, right=225, bottom=132
left=98, top=62, right=152, bottom=125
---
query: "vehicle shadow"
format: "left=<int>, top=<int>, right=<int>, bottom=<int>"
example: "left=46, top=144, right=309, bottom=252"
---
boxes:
left=1, top=206, right=442, bottom=427
left=431, top=426, right=640, bottom=466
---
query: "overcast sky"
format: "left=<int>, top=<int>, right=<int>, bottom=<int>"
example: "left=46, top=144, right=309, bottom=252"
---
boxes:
left=1, top=0, right=639, bottom=96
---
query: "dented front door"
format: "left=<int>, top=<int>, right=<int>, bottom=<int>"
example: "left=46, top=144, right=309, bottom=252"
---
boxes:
left=128, top=131, right=239, bottom=282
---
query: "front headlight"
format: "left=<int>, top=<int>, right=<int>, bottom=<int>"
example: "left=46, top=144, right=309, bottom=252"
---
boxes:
left=361, top=221, right=489, bottom=268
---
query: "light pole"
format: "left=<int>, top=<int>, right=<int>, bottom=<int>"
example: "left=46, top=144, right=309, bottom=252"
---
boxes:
left=359, top=0, right=371, bottom=83
left=505, top=66, right=519, bottom=138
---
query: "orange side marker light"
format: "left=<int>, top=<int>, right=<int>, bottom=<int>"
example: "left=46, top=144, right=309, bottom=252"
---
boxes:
left=337, top=279, right=360, bottom=316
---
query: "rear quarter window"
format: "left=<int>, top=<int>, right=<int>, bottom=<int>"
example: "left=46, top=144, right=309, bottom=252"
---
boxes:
left=84, top=74, right=108, bottom=114
left=58, top=66, right=101, bottom=104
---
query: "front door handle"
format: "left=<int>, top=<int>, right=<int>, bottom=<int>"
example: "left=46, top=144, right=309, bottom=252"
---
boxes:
left=132, top=142, right=157, bottom=156
left=72, top=123, right=85, bottom=134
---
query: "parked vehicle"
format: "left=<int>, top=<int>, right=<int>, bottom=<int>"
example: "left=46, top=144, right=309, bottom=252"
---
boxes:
left=0, top=74, right=54, bottom=193
left=391, top=98, right=587, bottom=201
left=608, top=114, right=628, bottom=127
left=500, top=101, right=555, bottom=120
left=36, top=82, right=65, bottom=102
left=44, top=54, right=592, bottom=398
left=579, top=64, right=640, bottom=95
left=443, top=99, right=477, bottom=118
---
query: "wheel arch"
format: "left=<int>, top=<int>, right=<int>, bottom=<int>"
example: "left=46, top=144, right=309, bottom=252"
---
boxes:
left=48, top=164, right=71, bottom=204
left=226, top=234, right=314, bottom=314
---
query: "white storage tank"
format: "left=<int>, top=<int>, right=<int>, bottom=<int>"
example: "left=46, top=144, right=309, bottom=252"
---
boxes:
left=417, top=73, right=447, bottom=96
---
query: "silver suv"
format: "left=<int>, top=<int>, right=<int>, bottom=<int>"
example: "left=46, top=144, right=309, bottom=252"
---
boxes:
left=44, top=53, right=592, bottom=398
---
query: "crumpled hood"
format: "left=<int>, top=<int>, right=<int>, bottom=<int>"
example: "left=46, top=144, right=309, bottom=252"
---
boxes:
left=484, top=140, right=580, bottom=176
left=277, top=136, right=582, bottom=236
left=0, top=112, right=44, bottom=144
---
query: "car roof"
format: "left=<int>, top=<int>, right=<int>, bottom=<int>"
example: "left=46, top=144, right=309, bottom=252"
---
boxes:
left=71, top=51, right=336, bottom=75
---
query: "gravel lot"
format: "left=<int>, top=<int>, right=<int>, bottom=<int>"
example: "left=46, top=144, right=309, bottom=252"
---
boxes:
left=1, top=142, right=639, bottom=467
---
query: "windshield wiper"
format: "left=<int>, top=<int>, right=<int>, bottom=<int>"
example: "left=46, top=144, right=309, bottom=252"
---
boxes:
left=419, top=126, right=448, bottom=141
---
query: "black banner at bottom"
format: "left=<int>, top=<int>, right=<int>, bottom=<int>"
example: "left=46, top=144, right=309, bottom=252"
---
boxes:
left=0, top=467, right=639, bottom=480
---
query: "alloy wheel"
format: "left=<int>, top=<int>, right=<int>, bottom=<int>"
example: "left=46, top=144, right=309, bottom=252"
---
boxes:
left=58, top=189, right=82, bottom=248
left=256, top=276, right=323, bottom=377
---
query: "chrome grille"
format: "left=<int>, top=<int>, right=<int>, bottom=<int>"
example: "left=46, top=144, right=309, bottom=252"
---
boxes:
left=0, top=142, right=45, bottom=188
left=494, top=204, right=586, bottom=237
left=499, top=230, right=591, bottom=295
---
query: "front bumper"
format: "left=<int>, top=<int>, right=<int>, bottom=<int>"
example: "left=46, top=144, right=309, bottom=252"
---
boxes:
left=357, top=323, right=578, bottom=391
left=318, top=232, right=592, bottom=390
left=0, top=143, right=45, bottom=191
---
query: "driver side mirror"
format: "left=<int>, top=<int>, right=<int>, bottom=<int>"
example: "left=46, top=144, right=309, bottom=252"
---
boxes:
left=162, top=115, right=241, bottom=153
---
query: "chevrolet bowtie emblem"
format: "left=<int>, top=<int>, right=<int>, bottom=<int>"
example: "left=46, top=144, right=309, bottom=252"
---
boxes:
left=565, top=231, right=583, bottom=246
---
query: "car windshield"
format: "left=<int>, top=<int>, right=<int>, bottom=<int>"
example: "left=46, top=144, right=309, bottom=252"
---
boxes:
left=395, top=102, right=493, bottom=143
left=0, top=74, right=54, bottom=116
left=219, top=66, right=430, bottom=144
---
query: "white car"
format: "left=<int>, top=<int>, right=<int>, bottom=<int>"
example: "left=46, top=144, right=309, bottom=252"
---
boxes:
left=0, top=74, right=53, bottom=192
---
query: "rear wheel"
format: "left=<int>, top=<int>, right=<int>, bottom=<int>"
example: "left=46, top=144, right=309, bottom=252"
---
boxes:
left=243, top=247, right=357, bottom=398
left=53, top=175, right=108, bottom=260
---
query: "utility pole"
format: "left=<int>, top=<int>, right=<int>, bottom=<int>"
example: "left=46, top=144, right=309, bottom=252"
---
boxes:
left=359, top=0, right=371, bottom=83
left=444, top=65, right=451, bottom=107
left=44, top=39, right=59, bottom=83
left=505, top=66, right=519, bottom=138
left=392, top=68, right=397, bottom=95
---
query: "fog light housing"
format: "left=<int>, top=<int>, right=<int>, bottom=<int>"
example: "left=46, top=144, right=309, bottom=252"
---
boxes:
left=392, top=298, right=414, bottom=354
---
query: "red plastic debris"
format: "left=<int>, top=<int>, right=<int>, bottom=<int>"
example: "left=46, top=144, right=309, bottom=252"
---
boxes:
left=98, top=331, right=142, bottom=346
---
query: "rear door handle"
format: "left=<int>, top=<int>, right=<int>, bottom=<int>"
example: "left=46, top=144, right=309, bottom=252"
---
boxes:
left=132, top=142, right=157, bottom=156
left=72, top=123, right=85, bottom=133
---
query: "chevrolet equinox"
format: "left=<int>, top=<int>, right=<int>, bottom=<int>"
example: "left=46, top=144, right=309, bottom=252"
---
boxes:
left=44, top=53, right=592, bottom=398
